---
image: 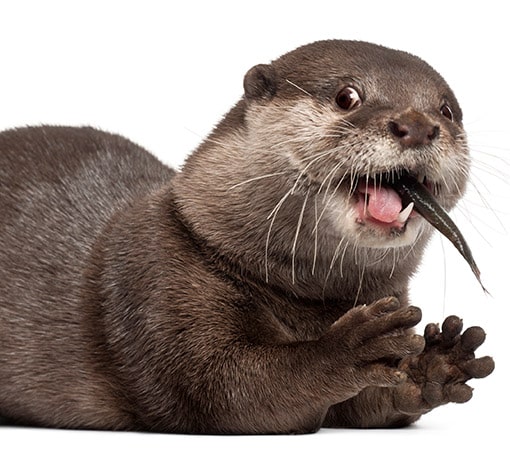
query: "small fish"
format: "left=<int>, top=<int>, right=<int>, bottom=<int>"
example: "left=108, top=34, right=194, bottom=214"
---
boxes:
left=393, top=172, right=488, bottom=294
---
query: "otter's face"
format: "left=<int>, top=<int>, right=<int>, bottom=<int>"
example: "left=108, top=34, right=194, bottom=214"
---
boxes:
left=242, top=41, right=469, bottom=249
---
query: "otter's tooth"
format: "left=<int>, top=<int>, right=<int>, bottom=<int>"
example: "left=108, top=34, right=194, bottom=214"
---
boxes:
left=417, top=174, right=426, bottom=184
left=397, top=202, right=414, bottom=223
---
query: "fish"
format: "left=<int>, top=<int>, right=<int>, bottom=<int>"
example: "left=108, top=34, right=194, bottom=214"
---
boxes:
left=393, top=172, right=488, bottom=294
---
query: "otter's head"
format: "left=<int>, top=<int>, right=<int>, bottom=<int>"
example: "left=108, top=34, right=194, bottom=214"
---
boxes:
left=242, top=40, right=469, bottom=250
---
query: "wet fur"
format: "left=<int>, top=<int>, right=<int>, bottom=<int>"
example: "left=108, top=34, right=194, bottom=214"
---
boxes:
left=0, top=40, right=493, bottom=433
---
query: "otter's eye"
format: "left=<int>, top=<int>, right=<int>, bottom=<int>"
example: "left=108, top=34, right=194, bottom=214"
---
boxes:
left=335, top=86, right=362, bottom=111
left=440, top=103, right=454, bottom=121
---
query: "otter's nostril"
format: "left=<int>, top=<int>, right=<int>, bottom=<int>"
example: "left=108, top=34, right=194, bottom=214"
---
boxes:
left=388, top=121, right=409, bottom=139
left=428, top=125, right=440, bottom=142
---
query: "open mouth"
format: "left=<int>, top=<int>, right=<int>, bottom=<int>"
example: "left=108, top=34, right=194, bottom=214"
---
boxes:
left=353, top=171, right=433, bottom=229
left=349, top=170, right=486, bottom=292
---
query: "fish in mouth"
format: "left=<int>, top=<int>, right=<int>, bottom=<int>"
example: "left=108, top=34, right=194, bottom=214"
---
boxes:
left=353, top=170, right=487, bottom=293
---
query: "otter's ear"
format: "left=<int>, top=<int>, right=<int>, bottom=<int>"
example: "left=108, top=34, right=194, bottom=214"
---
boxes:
left=243, top=64, right=278, bottom=101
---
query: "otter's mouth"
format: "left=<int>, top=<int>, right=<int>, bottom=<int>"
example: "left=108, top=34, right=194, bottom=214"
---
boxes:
left=350, top=170, right=487, bottom=292
left=352, top=171, right=433, bottom=229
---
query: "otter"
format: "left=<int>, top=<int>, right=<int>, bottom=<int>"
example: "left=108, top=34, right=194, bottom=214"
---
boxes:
left=0, top=40, right=494, bottom=434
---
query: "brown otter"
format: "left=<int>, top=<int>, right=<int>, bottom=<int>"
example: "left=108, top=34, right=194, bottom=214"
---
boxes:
left=0, top=40, right=494, bottom=434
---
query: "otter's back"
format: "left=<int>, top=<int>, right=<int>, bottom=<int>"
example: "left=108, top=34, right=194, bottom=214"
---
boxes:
left=0, top=126, right=174, bottom=426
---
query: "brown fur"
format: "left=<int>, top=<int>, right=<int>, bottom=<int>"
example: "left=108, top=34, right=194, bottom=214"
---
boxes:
left=0, top=40, right=494, bottom=434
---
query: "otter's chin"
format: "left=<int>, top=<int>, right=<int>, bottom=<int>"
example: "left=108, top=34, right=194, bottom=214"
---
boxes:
left=353, top=216, right=425, bottom=249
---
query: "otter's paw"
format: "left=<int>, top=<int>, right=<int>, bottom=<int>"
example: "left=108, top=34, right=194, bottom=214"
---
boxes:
left=394, top=315, right=495, bottom=414
left=319, top=297, right=425, bottom=399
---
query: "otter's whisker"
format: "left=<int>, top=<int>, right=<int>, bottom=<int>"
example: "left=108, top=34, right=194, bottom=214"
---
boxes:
left=353, top=252, right=366, bottom=308
left=291, top=149, right=334, bottom=194
left=322, top=236, right=347, bottom=296
left=228, top=172, right=286, bottom=190
left=314, top=173, right=347, bottom=234
left=184, top=126, right=225, bottom=147
left=291, top=188, right=310, bottom=284
left=471, top=146, right=510, bottom=166
left=466, top=175, right=507, bottom=232
left=265, top=189, right=292, bottom=282
left=453, top=205, right=494, bottom=246
left=402, top=223, right=427, bottom=260
left=312, top=195, right=319, bottom=276
left=331, top=118, right=356, bottom=130
left=299, top=146, right=339, bottom=162
left=362, top=166, right=371, bottom=216
left=318, top=158, right=345, bottom=195
left=439, top=236, right=448, bottom=317
left=285, top=79, right=313, bottom=97
left=354, top=239, right=360, bottom=267
left=339, top=237, right=350, bottom=279
left=267, top=189, right=291, bottom=220
left=270, top=135, right=316, bottom=151
left=365, top=248, right=390, bottom=268
left=389, top=247, right=398, bottom=279
left=455, top=160, right=471, bottom=180
left=438, top=168, right=452, bottom=194
left=349, top=163, right=360, bottom=197
left=441, top=160, right=464, bottom=198
left=329, top=236, right=347, bottom=272
left=470, top=159, right=510, bottom=185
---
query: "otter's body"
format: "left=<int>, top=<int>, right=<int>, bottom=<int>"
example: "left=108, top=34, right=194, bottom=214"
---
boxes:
left=0, top=41, right=493, bottom=433
left=0, top=127, right=176, bottom=429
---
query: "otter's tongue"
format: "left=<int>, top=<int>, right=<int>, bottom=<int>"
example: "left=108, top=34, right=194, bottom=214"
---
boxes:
left=358, top=183, right=402, bottom=223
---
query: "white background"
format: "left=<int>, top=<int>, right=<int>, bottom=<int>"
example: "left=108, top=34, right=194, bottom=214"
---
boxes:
left=1, top=1, right=508, bottom=449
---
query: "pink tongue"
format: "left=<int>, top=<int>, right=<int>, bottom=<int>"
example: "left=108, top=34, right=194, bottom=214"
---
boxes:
left=359, top=184, right=403, bottom=223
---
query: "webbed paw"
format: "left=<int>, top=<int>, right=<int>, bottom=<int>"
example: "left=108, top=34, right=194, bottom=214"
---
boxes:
left=395, top=316, right=494, bottom=414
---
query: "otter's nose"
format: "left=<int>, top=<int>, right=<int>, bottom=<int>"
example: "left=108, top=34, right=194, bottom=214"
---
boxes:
left=388, top=111, right=439, bottom=148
